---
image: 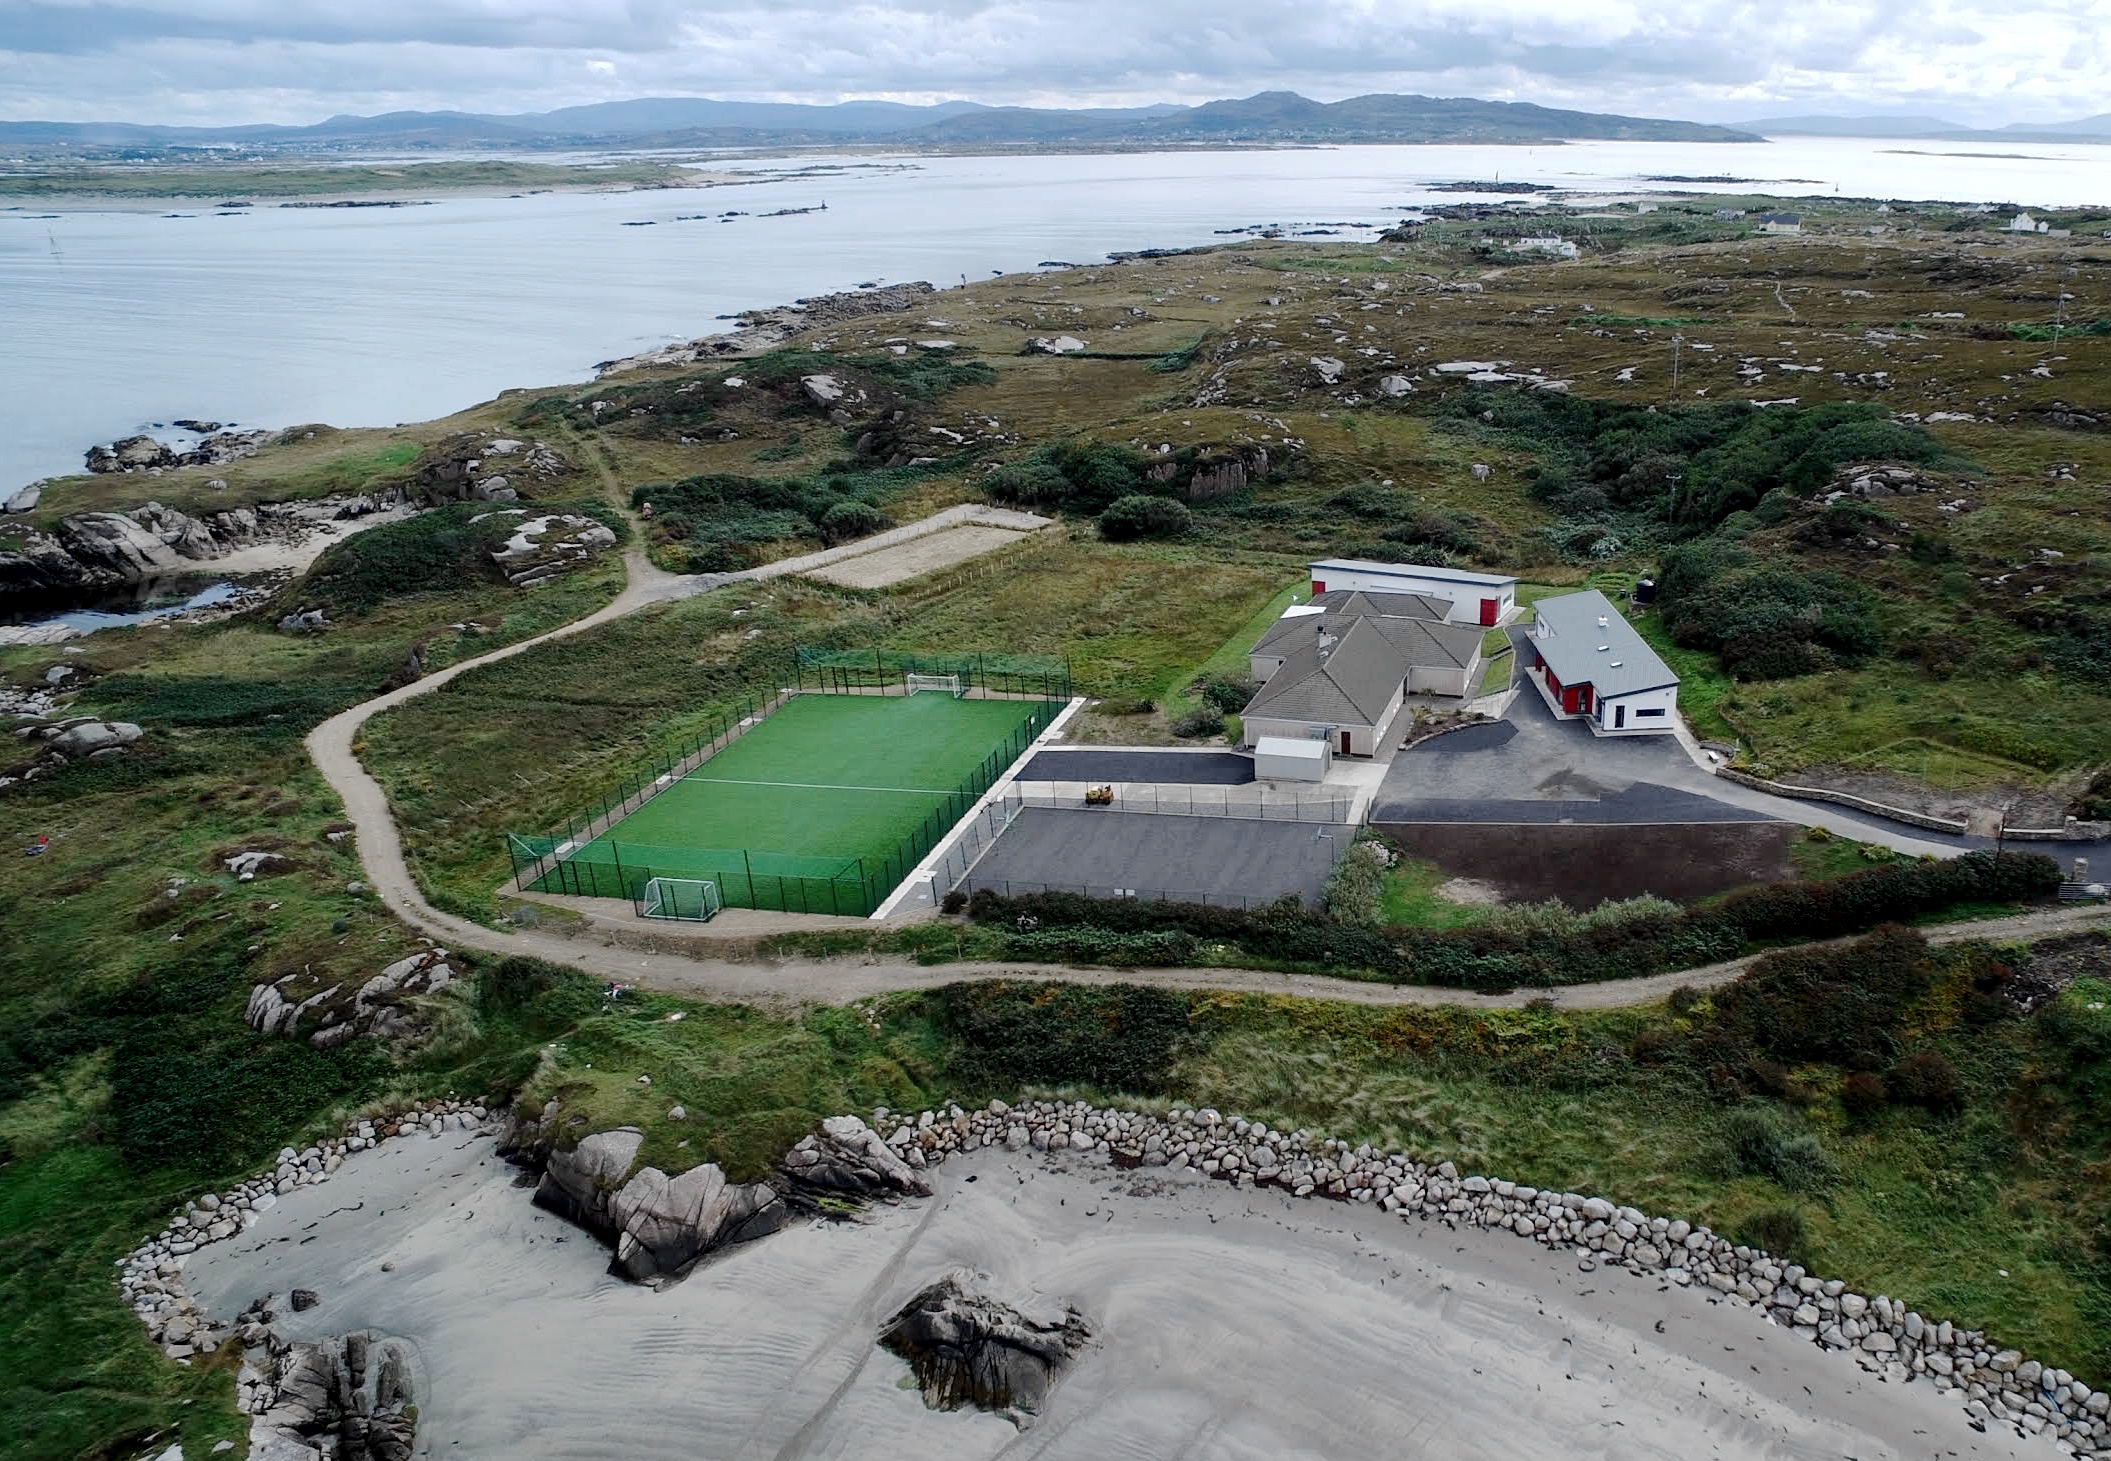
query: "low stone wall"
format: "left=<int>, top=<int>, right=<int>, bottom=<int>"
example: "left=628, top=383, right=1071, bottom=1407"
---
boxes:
left=876, top=1097, right=2111, bottom=1457
left=2007, top=820, right=2111, bottom=843
left=119, top=1096, right=492, bottom=1360
left=1714, top=766, right=1970, bottom=835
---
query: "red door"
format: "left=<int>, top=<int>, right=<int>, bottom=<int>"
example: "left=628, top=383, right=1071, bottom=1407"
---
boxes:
left=1480, top=597, right=1499, bottom=625
left=1339, top=730, right=1352, bottom=754
left=1311, top=579, right=1327, bottom=595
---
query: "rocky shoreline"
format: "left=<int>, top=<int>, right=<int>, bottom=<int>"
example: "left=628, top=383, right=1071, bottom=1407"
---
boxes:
left=121, top=1094, right=2110, bottom=1458
left=595, top=280, right=941, bottom=374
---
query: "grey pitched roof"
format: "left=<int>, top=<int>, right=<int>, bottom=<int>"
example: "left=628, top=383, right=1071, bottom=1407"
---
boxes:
left=1244, top=617, right=1404, bottom=728
left=1531, top=589, right=1679, bottom=700
left=1307, top=588, right=1455, bottom=622
left=1310, top=558, right=1518, bottom=590
left=1256, top=605, right=1479, bottom=673
left=1360, top=614, right=1485, bottom=670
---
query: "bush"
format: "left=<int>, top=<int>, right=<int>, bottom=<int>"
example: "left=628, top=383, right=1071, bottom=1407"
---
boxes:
left=1723, top=1107, right=1839, bottom=1192
left=985, top=438, right=1149, bottom=517
left=816, top=499, right=892, bottom=545
left=925, top=982, right=1192, bottom=1093
left=1098, top=494, right=1193, bottom=542
left=1189, top=672, right=1259, bottom=715
left=1325, top=840, right=1390, bottom=931
left=1736, top=1205, right=1810, bottom=1262
left=1841, top=1070, right=1889, bottom=1119
left=1889, top=1048, right=1967, bottom=1113
left=1169, top=707, right=1225, bottom=738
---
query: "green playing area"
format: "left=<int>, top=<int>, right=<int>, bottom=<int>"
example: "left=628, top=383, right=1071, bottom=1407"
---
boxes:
left=525, top=691, right=1055, bottom=914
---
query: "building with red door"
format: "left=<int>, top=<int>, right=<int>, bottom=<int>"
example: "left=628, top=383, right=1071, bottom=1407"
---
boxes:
left=1307, top=558, right=1518, bottom=627
left=1239, top=617, right=1408, bottom=758
left=1524, top=589, right=1681, bottom=735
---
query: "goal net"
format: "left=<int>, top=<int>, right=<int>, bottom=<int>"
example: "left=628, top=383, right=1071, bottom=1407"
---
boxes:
left=904, top=672, right=965, bottom=697
left=640, top=877, right=723, bottom=922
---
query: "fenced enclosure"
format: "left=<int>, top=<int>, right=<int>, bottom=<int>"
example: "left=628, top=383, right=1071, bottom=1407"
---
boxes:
left=794, top=646, right=1071, bottom=701
left=507, top=683, right=1066, bottom=918
left=926, top=788, right=1355, bottom=909
left=640, top=877, right=723, bottom=922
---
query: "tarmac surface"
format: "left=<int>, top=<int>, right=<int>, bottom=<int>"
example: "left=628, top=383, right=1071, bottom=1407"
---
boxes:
left=1019, top=748, right=1256, bottom=785
left=960, top=805, right=1341, bottom=907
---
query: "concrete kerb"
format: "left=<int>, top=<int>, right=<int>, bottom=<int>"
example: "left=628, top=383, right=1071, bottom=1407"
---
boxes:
left=868, top=695, right=1089, bottom=920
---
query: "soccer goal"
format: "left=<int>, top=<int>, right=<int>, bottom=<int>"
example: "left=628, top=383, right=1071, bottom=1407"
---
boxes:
left=640, top=877, right=723, bottom=922
left=904, top=672, right=965, bottom=697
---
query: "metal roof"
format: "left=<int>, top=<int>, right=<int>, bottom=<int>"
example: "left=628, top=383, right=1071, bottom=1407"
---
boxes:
left=1244, top=617, right=1404, bottom=728
left=1253, top=736, right=1328, bottom=761
left=1255, top=608, right=1480, bottom=672
left=1530, top=589, right=1680, bottom=700
left=1310, top=558, right=1519, bottom=589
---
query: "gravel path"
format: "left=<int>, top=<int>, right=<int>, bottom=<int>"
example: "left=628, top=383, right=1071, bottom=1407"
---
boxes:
left=307, top=551, right=2111, bottom=1013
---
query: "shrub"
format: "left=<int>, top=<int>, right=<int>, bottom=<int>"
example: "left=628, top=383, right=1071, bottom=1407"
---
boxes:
left=1098, top=494, right=1193, bottom=541
left=1841, top=1070, right=1889, bottom=1119
left=1169, top=707, right=1225, bottom=738
left=1723, top=1107, right=1839, bottom=1192
left=1325, top=840, right=1390, bottom=931
left=816, top=499, right=892, bottom=545
left=1189, top=673, right=1259, bottom=715
left=925, top=982, right=1192, bottom=1093
left=1889, top=1048, right=1966, bottom=1112
left=1736, top=1205, right=1810, bottom=1263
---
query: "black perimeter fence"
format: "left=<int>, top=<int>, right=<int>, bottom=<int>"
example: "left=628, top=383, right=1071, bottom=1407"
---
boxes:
left=506, top=649, right=1072, bottom=918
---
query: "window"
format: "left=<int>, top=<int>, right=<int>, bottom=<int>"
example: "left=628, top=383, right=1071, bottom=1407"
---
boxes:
left=1637, top=708, right=1666, bottom=718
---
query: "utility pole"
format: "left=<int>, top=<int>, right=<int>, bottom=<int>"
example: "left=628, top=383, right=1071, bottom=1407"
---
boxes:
left=1671, top=332, right=1683, bottom=400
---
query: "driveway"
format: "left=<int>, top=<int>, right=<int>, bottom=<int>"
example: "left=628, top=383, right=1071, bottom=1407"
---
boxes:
left=1375, top=679, right=1772, bottom=824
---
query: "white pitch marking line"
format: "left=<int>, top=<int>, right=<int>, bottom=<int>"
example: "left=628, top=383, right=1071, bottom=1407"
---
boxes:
left=677, top=775, right=957, bottom=796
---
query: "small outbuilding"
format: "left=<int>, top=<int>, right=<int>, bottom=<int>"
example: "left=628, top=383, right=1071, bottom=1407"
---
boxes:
left=1253, top=735, right=1331, bottom=783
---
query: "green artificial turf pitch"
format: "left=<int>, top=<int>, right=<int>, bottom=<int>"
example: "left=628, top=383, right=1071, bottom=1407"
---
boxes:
left=547, top=691, right=1048, bottom=897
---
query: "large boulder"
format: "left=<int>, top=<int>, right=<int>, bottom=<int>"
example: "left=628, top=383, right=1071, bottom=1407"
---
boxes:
left=56, top=512, right=188, bottom=580
left=607, top=1163, right=789, bottom=1282
left=878, top=1272, right=1091, bottom=1420
left=533, top=1126, right=644, bottom=1232
left=780, top=1115, right=932, bottom=1199
left=244, top=1330, right=418, bottom=1461
left=488, top=513, right=617, bottom=589
left=46, top=719, right=144, bottom=757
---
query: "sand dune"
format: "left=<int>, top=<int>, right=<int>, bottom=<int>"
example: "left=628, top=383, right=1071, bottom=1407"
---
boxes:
left=183, top=1130, right=2048, bottom=1460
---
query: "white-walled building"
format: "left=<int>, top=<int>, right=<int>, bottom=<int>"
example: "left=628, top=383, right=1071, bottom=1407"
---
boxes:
left=1524, top=589, right=1681, bottom=735
left=1509, top=235, right=1580, bottom=259
left=1757, top=212, right=1804, bottom=235
left=1241, top=616, right=1408, bottom=758
left=1308, top=559, right=1518, bottom=626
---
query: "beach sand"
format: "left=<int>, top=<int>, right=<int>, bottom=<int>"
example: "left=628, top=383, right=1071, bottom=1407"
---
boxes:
left=184, top=1129, right=2047, bottom=1460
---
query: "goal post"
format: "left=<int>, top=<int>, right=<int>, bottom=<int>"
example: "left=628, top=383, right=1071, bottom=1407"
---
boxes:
left=640, top=877, right=723, bottom=922
left=904, top=672, right=965, bottom=697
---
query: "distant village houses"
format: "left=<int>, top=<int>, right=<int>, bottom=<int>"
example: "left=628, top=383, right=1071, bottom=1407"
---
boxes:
left=1508, top=235, right=1579, bottom=259
left=1712, top=207, right=1746, bottom=221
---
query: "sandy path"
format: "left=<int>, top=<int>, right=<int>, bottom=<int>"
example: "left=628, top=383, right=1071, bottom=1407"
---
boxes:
left=184, top=1132, right=2049, bottom=1461
left=805, top=522, right=1036, bottom=588
left=307, top=548, right=2111, bottom=1014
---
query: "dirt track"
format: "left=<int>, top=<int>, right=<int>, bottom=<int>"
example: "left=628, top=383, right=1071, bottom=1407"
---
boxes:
left=308, top=549, right=2111, bottom=1013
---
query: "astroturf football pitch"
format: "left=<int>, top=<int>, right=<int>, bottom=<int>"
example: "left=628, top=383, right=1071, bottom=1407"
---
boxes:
left=564, top=691, right=1048, bottom=883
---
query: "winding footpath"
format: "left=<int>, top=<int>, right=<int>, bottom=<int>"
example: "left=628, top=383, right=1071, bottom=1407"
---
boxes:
left=307, top=549, right=2111, bottom=1013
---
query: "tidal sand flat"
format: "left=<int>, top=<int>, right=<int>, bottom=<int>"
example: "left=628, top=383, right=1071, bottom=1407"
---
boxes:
left=182, top=1130, right=2050, bottom=1461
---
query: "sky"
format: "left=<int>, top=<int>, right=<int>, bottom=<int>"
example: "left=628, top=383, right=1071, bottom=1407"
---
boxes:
left=2, top=0, right=2107, bottom=128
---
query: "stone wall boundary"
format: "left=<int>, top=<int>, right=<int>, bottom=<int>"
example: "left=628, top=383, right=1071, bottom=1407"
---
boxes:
left=1714, top=766, right=1970, bottom=835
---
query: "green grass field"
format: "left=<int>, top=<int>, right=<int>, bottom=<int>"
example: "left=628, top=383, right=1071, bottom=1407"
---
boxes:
left=532, top=691, right=1050, bottom=912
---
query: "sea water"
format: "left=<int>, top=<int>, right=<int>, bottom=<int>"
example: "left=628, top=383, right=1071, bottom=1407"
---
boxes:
left=5, top=136, right=2107, bottom=491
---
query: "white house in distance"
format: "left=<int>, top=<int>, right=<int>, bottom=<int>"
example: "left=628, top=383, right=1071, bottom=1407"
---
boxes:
left=1509, top=235, right=1580, bottom=259
left=1524, top=589, right=1681, bottom=735
left=1757, top=212, right=1803, bottom=236
left=1309, top=559, right=1518, bottom=626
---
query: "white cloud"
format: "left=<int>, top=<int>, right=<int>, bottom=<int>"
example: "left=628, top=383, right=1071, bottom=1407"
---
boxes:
left=0, top=0, right=2102, bottom=126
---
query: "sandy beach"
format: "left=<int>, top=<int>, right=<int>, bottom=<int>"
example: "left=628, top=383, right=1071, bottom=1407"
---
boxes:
left=180, top=1128, right=2050, bottom=1461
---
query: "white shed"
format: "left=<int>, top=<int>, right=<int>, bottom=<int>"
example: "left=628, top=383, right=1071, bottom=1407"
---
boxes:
left=1254, top=735, right=1331, bottom=782
left=1308, top=559, right=1519, bottom=627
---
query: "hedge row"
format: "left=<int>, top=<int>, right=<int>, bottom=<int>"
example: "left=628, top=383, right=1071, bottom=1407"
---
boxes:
left=966, top=850, right=2060, bottom=990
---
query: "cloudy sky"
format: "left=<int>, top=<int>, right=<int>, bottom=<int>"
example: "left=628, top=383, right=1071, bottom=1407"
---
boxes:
left=3, top=0, right=2105, bottom=127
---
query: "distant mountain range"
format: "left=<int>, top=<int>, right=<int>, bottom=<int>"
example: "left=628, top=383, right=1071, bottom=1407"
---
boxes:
left=1740, top=112, right=2111, bottom=142
left=0, top=92, right=1757, bottom=154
